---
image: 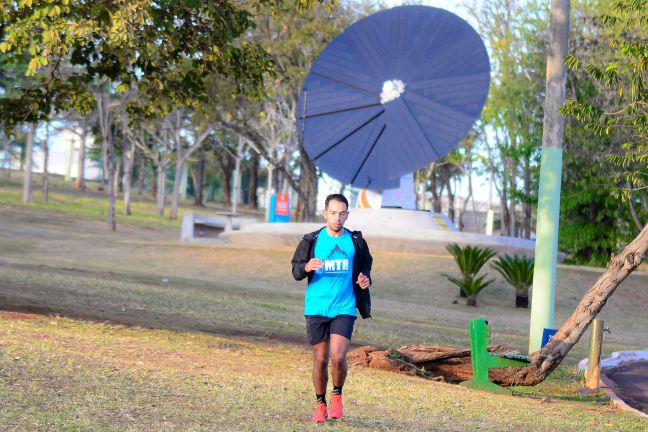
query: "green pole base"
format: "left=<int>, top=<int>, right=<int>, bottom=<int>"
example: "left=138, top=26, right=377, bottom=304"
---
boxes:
left=459, top=379, right=512, bottom=395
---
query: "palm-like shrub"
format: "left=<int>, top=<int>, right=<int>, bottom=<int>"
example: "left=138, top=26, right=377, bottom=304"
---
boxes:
left=491, top=254, right=534, bottom=308
left=445, top=243, right=496, bottom=306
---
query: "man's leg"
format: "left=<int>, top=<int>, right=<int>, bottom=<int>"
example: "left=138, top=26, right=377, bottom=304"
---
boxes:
left=310, top=339, right=330, bottom=423
left=329, top=334, right=350, bottom=388
left=328, top=333, right=350, bottom=419
left=311, top=339, right=330, bottom=395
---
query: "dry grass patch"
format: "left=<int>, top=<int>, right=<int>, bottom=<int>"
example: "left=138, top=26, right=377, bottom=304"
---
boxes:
left=1, top=312, right=647, bottom=432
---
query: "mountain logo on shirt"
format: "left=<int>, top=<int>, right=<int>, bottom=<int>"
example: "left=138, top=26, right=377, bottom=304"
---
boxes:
left=327, top=244, right=348, bottom=260
left=323, top=244, right=349, bottom=273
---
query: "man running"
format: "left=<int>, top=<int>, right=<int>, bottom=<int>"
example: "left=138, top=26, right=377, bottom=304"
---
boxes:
left=291, top=193, right=373, bottom=423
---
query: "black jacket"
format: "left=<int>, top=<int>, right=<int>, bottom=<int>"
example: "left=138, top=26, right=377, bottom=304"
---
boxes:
left=291, top=227, right=373, bottom=319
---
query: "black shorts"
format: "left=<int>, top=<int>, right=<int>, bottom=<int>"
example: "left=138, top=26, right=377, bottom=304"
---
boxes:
left=305, top=314, right=356, bottom=345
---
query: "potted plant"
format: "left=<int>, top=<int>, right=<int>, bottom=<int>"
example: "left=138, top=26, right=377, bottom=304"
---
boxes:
left=445, top=243, right=496, bottom=306
left=490, top=254, right=534, bottom=308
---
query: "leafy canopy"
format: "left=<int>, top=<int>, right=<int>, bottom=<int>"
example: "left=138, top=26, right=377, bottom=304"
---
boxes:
left=560, top=0, right=647, bottom=201
left=0, top=0, right=334, bottom=127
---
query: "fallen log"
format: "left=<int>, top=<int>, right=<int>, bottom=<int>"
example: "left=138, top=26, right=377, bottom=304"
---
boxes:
left=348, top=344, right=514, bottom=384
left=349, top=224, right=648, bottom=387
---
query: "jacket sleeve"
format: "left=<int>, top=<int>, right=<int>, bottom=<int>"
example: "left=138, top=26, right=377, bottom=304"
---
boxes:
left=291, top=238, right=310, bottom=281
left=360, top=238, right=373, bottom=285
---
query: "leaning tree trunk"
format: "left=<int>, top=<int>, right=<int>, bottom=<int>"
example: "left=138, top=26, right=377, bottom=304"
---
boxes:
left=296, top=144, right=317, bottom=222
left=496, top=223, right=648, bottom=386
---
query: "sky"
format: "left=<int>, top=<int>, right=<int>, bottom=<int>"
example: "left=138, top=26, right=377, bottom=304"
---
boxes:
left=381, top=0, right=473, bottom=23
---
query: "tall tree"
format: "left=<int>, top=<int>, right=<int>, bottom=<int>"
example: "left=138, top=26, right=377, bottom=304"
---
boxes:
left=557, top=0, right=647, bottom=264
left=467, top=0, right=547, bottom=237
left=22, top=123, right=35, bottom=203
left=215, top=1, right=377, bottom=221
left=493, top=0, right=648, bottom=384
left=0, top=0, right=282, bottom=228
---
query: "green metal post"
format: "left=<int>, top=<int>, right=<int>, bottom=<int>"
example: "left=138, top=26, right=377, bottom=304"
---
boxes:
left=529, top=147, right=563, bottom=352
left=529, top=0, right=570, bottom=353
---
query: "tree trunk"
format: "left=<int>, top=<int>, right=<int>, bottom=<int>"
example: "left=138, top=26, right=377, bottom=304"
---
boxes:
left=192, top=149, right=206, bottom=207
left=415, top=170, right=425, bottom=210
left=431, top=170, right=443, bottom=213
left=523, top=153, right=532, bottom=239
left=169, top=123, right=185, bottom=220
left=100, top=133, right=108, bottom=190
left=296, top=144, right=317, bottom=222
left=219, top=153, right=234, bottom=207
left=107, top=142, right=117, bottom=231
left=22, top=123, right=35, bottom=203
left=97, top=88, right=116, bottom=230
left=231, top=137, right=245, bottom=215
left=627, top=179, right=643, bottom=232
left=42, top=122, right=50, bottom=202
left=123, top=142, right=135, bottom=216
left=466, top=295, right=477, bottom=307
left=264, top=165, right=274, bottom=221
left=157, top=163, right=167, bottom=216
left=151, top=161, right=157, bottom=199
left=247, top=152, right=259, bottom=210
left=516, top=290, right=529, bottom=308
left=75, top=118, right=87, bottom=191
left=137, top=154, right=146, bottom=196
left=458, top=164, right=473, bottom=232
left=113, top=157, right=121, bottom=195
left=170, top=159, right=185, bottom=220
left=509, top=158, right=518, bottom=237
left=499, top=223, right=648, bottom=386
left=444, top=165, right=455, bottom=225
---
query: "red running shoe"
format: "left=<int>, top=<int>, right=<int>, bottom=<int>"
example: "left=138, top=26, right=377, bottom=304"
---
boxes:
left=311, top=403, right=328, bottom=423
left=329, top=394, right=343, bottom=420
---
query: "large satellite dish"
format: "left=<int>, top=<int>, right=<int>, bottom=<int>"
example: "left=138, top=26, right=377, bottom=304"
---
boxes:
left=297, top=6, right=490, bottom=191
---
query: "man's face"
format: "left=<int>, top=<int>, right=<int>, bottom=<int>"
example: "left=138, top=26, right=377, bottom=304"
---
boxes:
left=324, top=199, right=348, bottom=233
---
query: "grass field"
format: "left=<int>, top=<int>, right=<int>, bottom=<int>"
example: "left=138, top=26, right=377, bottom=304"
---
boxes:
left=1, top=173, right=647, bottom=431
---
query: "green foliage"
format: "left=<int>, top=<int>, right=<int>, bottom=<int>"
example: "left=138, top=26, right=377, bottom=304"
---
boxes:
left=560, top=0, right=648, bottom=202
left=0, top=0, right=282, bottom=126
left=491, top=254, right=534, bottom=292
left=446, top=273, right=495, bottom=297
left=446, top=243, right=497, bottom=279
left=467, top=0, right=547, bottom=221
left=445, top=243, right=496, bottom=302
left=555, top=0, right=647, bottom=265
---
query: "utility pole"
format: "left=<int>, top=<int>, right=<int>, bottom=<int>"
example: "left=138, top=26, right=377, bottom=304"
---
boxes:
left=529, top=0, right=570, bottom=353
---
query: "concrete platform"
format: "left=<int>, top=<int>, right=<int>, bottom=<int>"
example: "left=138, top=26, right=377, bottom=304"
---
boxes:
left=220, top=208, right=539, bottom=257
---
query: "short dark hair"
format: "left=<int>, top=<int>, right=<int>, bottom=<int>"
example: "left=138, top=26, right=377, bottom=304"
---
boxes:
left=325, top=194, right=349, bottom=210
